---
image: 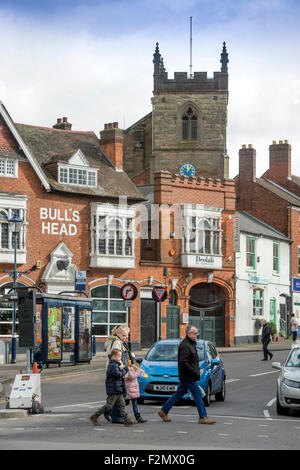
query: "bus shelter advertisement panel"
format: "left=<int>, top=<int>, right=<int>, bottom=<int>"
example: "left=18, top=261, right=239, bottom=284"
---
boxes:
left=79, top=309, right=91, bottom=361
left=47, top=306, right=62, bottom=360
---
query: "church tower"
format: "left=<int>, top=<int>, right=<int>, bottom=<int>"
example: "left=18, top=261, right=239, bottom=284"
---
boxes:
left=151, top=42, right=229, bottom=181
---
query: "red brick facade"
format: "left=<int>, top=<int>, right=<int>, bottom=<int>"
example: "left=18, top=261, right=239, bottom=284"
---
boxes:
left=236, top=141, right=300, bottom=279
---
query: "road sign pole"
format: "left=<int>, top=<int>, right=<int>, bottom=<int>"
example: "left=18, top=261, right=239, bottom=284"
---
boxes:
left=156, top=301, right=161, bottom=342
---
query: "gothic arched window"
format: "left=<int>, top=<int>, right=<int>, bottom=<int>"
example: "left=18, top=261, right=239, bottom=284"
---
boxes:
left=182, top=107, right=198, bottom=140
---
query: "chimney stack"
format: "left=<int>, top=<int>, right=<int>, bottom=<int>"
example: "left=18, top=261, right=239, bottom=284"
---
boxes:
left=268, top=140, right=291, bottom=184
left=238, top=144, right=256, bottom=182
left=53, top=117, right=72, bottom=131
left=100, top=122, right=123, bottom=171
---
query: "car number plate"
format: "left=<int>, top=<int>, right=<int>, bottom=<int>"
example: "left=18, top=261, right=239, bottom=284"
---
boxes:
left=153, top=384, right=177, bottom=392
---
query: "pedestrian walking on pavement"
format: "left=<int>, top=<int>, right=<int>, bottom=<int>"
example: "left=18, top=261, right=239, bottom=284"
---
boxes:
left=157, top=325, right=216, bottom=425
left=89, top=348, right=137, bottom=427
left=124, top=363, right=147, bottom=424
left=291, top=314, right=299, bottom=343
left=261, top=319, right=273, bottom=361
left=104, top=325, right=133, bottom=423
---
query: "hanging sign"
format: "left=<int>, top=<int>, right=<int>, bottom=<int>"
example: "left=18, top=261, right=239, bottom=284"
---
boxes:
left=152, top=287, right=167, bottom=302
left=75, top=271, right=86, bottom=291
left=121, top=283, right=138, bottom=301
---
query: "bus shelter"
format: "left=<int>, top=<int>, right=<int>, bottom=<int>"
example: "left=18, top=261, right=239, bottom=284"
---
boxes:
left=34, top=292, right=93, bottom=367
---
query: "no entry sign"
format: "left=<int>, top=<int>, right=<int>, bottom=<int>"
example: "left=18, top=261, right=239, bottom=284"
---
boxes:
left=152, top=287, right=167, bottom=302
left=121, top=283, right=138, bottom=301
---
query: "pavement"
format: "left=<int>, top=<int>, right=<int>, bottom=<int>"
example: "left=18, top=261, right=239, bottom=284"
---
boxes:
left=0, top=338, right=297, bottom=419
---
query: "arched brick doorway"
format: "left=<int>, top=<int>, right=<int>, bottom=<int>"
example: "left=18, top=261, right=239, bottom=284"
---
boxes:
left=189, top=282, right=226, bottom=346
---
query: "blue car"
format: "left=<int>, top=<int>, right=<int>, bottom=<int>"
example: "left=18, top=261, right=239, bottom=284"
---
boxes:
left=137, top=339, right=226, bottom=406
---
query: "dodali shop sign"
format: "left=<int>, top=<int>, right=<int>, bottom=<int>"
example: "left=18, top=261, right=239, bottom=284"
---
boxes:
left=40, top=207, right=80, bottom=236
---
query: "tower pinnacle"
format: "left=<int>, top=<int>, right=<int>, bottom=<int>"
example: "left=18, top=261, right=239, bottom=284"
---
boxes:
left=220, top=42, right=229, bottom=74
left=153, top=42, right=161, bottom=74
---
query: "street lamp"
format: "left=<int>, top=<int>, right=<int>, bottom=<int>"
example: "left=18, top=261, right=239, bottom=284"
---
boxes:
left=8, top=213, right=23, bottom=363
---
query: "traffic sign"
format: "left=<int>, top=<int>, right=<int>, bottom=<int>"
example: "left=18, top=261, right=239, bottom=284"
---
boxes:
left=152, top=287, right=167, bottom=302
left=121, top=283, right=138, bottom=301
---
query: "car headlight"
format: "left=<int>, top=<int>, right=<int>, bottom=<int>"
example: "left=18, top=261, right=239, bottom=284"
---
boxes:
left=283, top=378, right=300, bottom=388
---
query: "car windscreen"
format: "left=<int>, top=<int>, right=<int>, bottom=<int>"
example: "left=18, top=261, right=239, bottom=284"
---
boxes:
left=285, top=348, right=300, bottom=368
left=145, top=343, right=205, bottom=362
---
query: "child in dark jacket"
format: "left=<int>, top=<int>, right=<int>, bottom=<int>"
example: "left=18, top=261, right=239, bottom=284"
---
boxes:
left=90, top=348, right=137, bottom=427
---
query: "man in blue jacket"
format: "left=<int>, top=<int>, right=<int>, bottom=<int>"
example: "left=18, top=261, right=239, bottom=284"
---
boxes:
left=157, top=325, right=216, bottom=424
left=90, top=348, right=137, bottom=426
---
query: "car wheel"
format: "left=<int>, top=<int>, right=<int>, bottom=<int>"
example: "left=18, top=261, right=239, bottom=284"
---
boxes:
left=203, top=382, right=211, bottom=407
left=137, top=398, right=144, bottom=405
left=215, top=379, right=226, bottom=402
left=276, top=394, right=289, bottom=416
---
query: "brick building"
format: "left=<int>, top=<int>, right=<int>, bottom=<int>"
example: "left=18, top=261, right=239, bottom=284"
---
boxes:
left=0, top=102, right=146, bottom=349
left=236, top=140, right=300, bottom=330
left=125, top=42, right=236, bottom=347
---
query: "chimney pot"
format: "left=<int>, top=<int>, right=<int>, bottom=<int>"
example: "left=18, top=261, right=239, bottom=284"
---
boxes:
left=269, top=139, right=291, bottom=183
left=242, top=144, right=246, bottom=149
left=272, top=140, right=276, bottom=145
left=248, top=144, right=252, bottom=148
left=113, top=122, right=118, bottom=128
left=53, top=116, right=72, bottom=130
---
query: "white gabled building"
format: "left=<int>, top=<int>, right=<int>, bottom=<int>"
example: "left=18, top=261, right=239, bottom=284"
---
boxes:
left=235, top=211, right=291, bottom=344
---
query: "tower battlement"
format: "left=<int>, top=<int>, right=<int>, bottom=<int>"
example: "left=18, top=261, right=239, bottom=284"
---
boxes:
left=153, top=42, right=228, bottom=92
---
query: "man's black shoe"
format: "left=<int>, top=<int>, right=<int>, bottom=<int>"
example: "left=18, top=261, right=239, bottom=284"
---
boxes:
left=104, top=411, right=111, bottom=423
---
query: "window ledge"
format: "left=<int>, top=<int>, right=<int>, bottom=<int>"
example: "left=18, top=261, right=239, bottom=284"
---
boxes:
left=90, top=254, right=135, bottom=269
left=0, top=251, right=26, bottom=264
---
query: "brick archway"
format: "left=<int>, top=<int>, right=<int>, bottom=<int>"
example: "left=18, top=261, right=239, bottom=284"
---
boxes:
left=186, top=276, right=234, bottom=347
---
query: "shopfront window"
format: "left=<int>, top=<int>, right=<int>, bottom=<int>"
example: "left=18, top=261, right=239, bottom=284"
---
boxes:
left=0, top=282, right=26, bottom=337
left=91, top=284, right=127, bottom=337
left=253, top=289, right=264, bottom=317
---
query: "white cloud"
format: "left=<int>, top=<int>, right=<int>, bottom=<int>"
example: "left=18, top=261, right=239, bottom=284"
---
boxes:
left=1, top=1, right=300, bottom=180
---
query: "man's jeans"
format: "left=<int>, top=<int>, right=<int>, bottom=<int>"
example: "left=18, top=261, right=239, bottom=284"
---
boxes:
left=161, top=380, right=207, bottom=419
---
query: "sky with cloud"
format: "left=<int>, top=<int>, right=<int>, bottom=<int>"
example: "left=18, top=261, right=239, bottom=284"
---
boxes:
left=1, top=0, right=300, bottom=178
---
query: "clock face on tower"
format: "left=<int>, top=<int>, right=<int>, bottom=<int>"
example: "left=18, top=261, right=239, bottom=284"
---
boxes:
left=179, top=163, right=196, bottom=178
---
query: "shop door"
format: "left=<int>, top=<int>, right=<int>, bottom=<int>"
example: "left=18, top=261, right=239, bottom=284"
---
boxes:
left=166, top=306, right=180, bottom=338
left=189, top=305, right=225, bottom=347
left=270, top=299, right=276, bottom=326
left=141, top=299, right=156, bottom=348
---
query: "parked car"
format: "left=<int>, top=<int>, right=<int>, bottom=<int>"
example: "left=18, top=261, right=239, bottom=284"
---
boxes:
left=136, top=339, right=226, bottom=406
left=272, top=345, right=300, bottom=415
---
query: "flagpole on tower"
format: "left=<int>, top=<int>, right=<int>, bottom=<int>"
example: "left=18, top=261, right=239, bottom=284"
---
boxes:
left=189, top=16, right=193, bottom=78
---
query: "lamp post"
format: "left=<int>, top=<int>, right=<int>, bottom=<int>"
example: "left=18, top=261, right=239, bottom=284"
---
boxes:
left=8, top=214, right=23, bottom=364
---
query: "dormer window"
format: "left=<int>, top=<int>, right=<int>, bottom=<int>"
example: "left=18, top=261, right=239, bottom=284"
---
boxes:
left=58, top=149, right=97, bottom=188
left=0, top=158, right=18, bottom=178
